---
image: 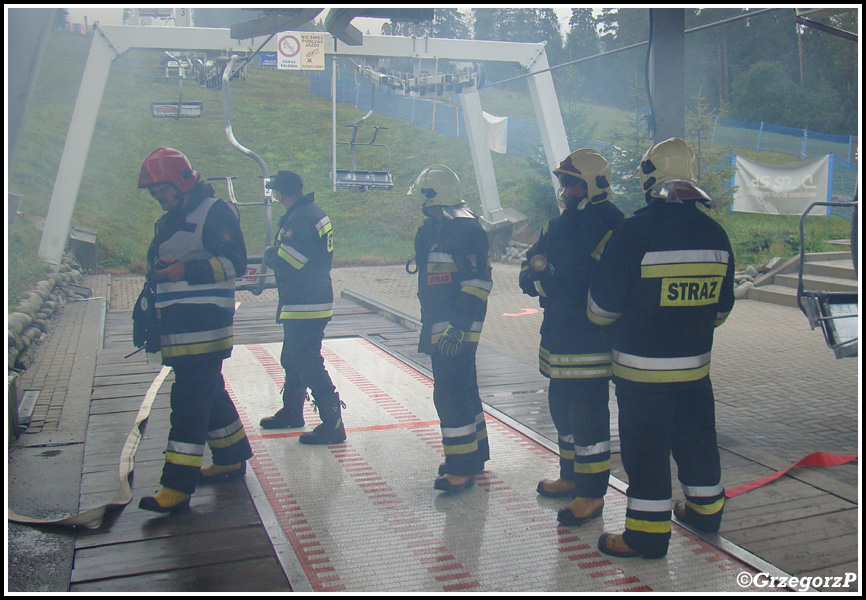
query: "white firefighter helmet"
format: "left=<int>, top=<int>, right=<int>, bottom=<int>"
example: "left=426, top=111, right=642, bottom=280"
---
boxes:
left=553, top=149, right=613, bottom=208
left=637, top=137, right=711, bottom=204
left=408, top=164, right=473, bottom=218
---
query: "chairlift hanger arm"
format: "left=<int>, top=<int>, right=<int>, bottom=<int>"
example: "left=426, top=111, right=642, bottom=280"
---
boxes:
left=220, top=56, right=273, bottom=294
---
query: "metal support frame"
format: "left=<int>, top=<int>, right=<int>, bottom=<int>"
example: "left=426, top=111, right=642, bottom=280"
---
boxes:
left=38, top=26, right=569, bottom=268
left=648, top=9, right=685, bottom=144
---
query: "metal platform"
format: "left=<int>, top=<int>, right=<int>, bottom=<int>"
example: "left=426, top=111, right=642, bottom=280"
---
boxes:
left=28, top=290, right=850, bottom=593
left=224, top=338, right=784, bottom=592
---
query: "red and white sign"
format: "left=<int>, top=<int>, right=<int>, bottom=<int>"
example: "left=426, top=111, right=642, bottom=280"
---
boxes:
left=277, top=32, right=325, bottom=71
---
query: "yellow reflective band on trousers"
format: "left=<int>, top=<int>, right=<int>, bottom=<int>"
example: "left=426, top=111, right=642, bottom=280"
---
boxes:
left=625, top=517, right=672, bottom=534
left=279, top=303, right=334, bottom=320
left=207, top=424, right=248, bottom=449
left=539, top=348, right=612, bottom=379
left=166, top=438, right=205, bottom=467
left=613, top=362, right=711, bottom=383
left=573, top=459, right=611, bottom=474
left=165, top=452, right=204, bottom=467
left=443, top=440, right=479, bottom=456
left=686, top=497, right=725, bottom=515
left=612, top=350, right=711, bottom=384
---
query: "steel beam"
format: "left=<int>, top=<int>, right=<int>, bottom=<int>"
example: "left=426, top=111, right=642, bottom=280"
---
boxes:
left=38, top=25, right=120, bottom=269
left=648, top=9, right=685, bottom=143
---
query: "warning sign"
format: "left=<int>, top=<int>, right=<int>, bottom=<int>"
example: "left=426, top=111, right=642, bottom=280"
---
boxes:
left=277, top=31, right=325, bottom=71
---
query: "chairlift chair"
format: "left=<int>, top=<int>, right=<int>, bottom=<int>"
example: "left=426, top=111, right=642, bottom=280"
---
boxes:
left=331, top=83, right=394, bottom=192
left=151, top=51, right=203, bottom=119
left=217, top=55, right=276, bottom=295
left=796, top=195, right=858, bottom=359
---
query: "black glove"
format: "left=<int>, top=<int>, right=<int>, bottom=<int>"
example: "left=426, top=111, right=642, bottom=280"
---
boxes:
left=437, top=325, right=465, bottom=358
left=263, top=245, right=279, bottom=270
left=132, top=282, right=160, bottom=353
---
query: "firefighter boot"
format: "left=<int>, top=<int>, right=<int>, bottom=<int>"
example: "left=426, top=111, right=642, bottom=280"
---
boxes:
left=673, top=500, right=721, bottom=533
left=434, top=473, right=475, bottom=493
left=260, top=388, right=307, bottom=429
left=139, top=487, right=191, bottom=514
left=537, top=477, right=576, bottom=498
left=438, top=462, right=484, bottom=476
left=557, top=497, right=604, bottom=526
left=299, top=394, right=346, bottom=445
left=200, top=461, right=247, bottom=483
left=598, top=533, right=667, bottom=559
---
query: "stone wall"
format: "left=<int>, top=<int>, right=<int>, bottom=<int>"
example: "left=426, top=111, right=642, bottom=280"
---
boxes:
left=8, top=253, right=90, bottom=374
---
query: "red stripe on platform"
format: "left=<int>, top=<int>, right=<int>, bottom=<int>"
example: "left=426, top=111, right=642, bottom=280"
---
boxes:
left=327, top=443, right=482, bottom=592
left=252, top=420, right=443, bottom=440
left=226, top=377, right=349, bottom=593
left=238, top=339, right=758, bottom=591
left=321, top=341, right=649, bottom=590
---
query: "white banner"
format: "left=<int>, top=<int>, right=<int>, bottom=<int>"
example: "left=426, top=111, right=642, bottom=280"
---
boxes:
left=483, top=111, right=508, bottom=154
left=732, top=155, right=829, bottom=215
left=277, top=32, right=325, bottom=71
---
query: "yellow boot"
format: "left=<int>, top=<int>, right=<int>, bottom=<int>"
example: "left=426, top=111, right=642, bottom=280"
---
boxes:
left=598, top=532, right=667, bottom=559
left=537, top=477, right=576, bottom=498
left=139, top=487, right=190, bottom=513
left=557, top=496, right=604, bottom=526
left=200, top=461, right=246, bottom=483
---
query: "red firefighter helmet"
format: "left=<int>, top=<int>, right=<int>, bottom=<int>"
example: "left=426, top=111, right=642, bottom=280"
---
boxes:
left=138, top=147, right=199, bottom=193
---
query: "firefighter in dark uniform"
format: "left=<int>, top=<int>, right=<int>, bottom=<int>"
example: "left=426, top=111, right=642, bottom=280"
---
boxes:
left=259, top=171, right=345, bottom=445
left=410, top=165, right=493, bottom=493
left=588, top=138, right=735, bottom=558
left=135, top=147, right=253, bottom=513
left=519, top=149, right=624, bottom=526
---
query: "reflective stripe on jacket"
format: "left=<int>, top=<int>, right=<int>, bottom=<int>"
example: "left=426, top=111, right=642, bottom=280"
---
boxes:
left=519, top=201, right=624, bottom=379
left=147, top=191, right=247, bottom=363
left=415, top=214, right=492, bottom=354
left=587, top=200, right=735, bottom=389
left=272, top=193, right=334, bottom=322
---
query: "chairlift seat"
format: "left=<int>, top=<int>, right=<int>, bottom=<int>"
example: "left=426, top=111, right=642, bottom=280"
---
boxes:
left=800, top=291, right=858, bottom=359
left=235, top=254, right=277, bottom=294
left=333, top=169, right=394, bottom=191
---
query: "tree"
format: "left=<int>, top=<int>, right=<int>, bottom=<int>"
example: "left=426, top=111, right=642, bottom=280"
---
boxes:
left=557, top=8, right=601, bottom=106
left=729, top=60, right=797, bottom=124
left=597, top=8, right=648, bottom=49
left=607, top=87, right=654, bottom=215
left=432, top=8, right=470, bottom=39
left=566, top=8, right=600, bottom=58
left=471, top=8, right=564, bottom=90
left=387, top=8, right=469, bottom=39
left=686, top=90, right=735, bottom=208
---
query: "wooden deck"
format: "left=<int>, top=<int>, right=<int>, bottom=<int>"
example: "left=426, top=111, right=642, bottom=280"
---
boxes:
left=70, top=296, right=858, bottom=591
